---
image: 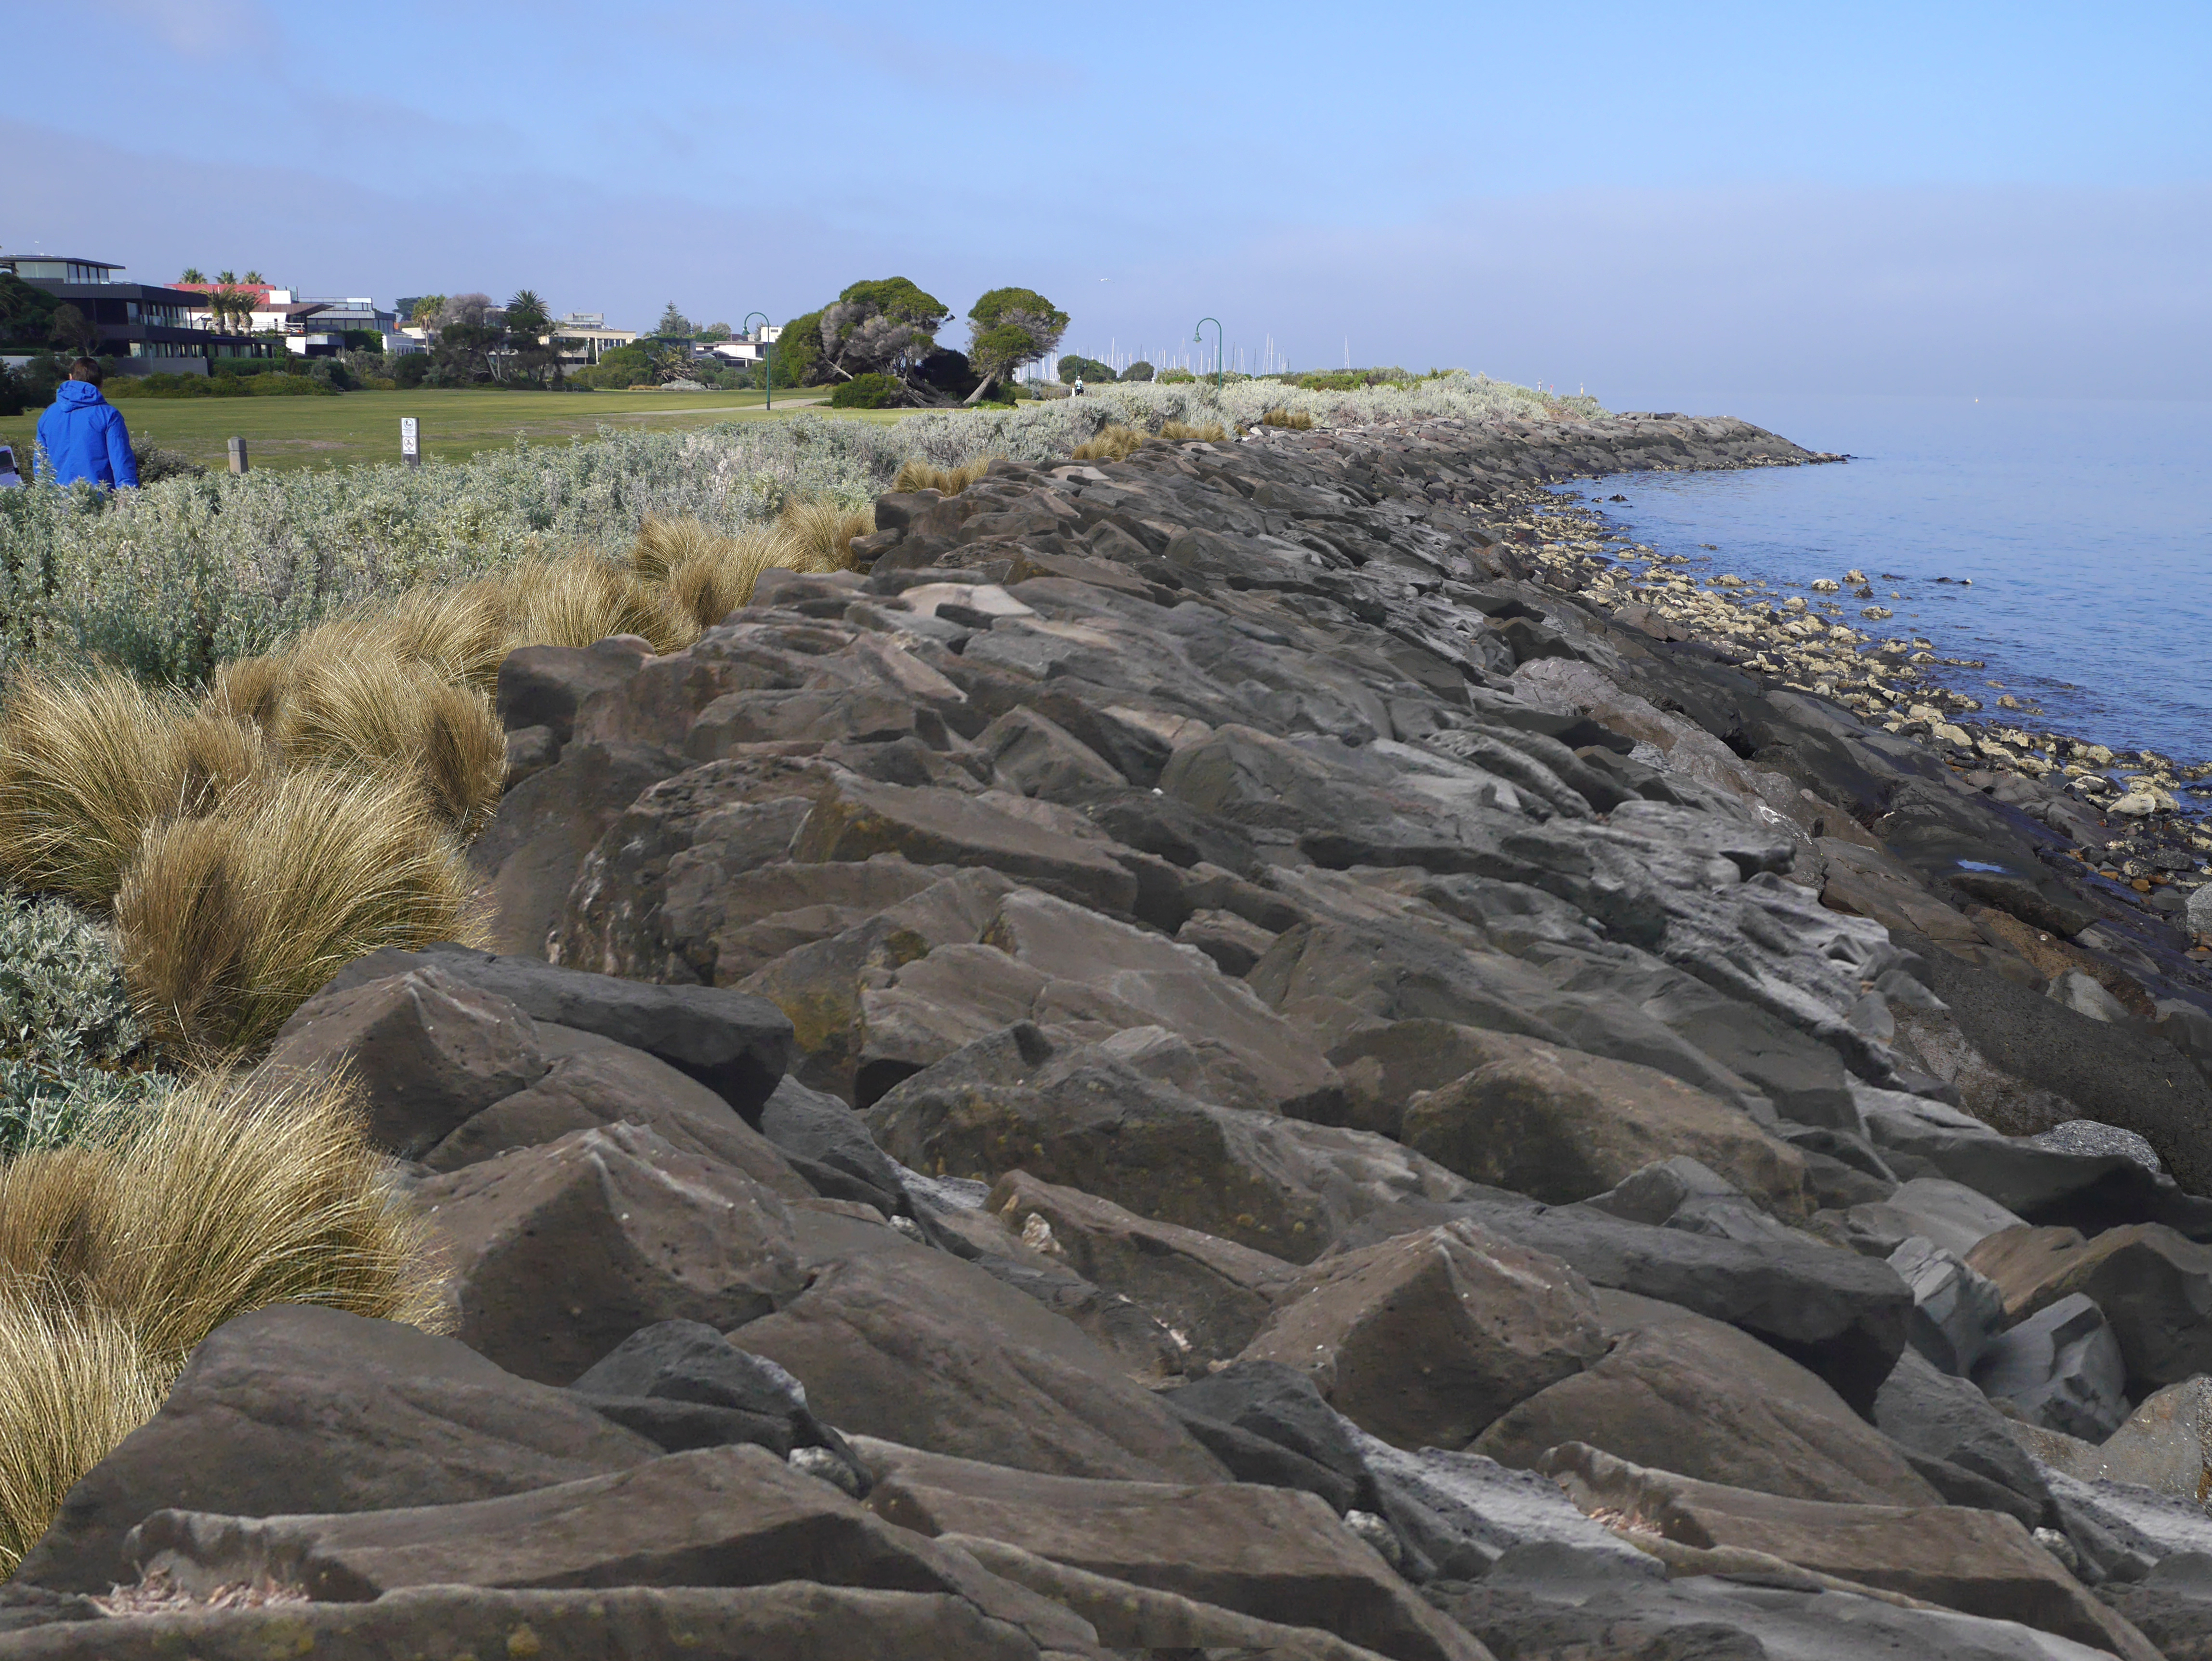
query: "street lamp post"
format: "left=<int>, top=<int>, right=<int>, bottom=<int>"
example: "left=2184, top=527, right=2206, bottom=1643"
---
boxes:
left=743, top=311, right=773, bottom=410
left=1193, top=317, right=1224, bottom=394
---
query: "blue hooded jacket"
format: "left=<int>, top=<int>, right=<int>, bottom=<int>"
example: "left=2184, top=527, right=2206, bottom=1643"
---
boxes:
left=35, top=381, right=139, bottom=488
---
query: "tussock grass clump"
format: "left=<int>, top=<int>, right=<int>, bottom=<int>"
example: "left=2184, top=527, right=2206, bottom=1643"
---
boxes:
left=1158, top=419, right=1228, bottom=444
left=0, top=671, right=271, bottom=910
left=661, top=528, right=791, bottom=632
left=1262, top=408, right=1314, bottom=430
left=1072, top=424, right=1146, bottom=462
left=273, top=655, right=505, bottom=833
left=115, top=770, right=490, bottom=1058
left=0, top=1298, right=164, bottom=1576
left=630, top=514, right=733, bottom=586
left=0, top=1068, right=448, bottom=1573
left=777, top=499, right=874, bottom=573
left=893, top=457, right=995, bottom=497
left=487, top=552, right=690, bottom=658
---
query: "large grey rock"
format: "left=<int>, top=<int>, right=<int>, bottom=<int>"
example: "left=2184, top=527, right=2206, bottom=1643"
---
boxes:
left=1873, top=1348, right=2054, bottom=1524
left=1397, top=1034, right=1810, bottom=1216
left=792, top=774, right=1139, bottom=915
left=14, top=1306, right=657, bottom=1594
left=120, top=1442, right=1091, bottom=1661
left=0, top=1584, right=1084, bottom=1661
left=1238, top=1222, right=1605, bottom=1449
left=568, top=1318, right=858, bottom=1476
left=757, top=1073, right=913, bottom=1214
left=985, top=1169, right=1299, bottom=1364
left=1889, top=1234, right=2010, bottom=1374
left=416, top=1122, right=806, bottom=1385
left=1912, top=934, right=2212, bottom=1199
left=1475, top=1291, right=1941, bottom=1507
left=1159, top=1359, right=1379, bottom=1516
left=1435, top=1539, right=2133, bottom=1661
left=1540, top=1442, right=2159, bottom=1661
left=324, top=943, right=794, bottom=1119
left=1973, top=1293, right=2131, bottom=1441
left=1855, top=1085, right=2212, bottom=1237
left=727, top=1216, right=1226, bottom=1484
left=421, top=1022, right=812, bottom=1197
left=263, top=966, right=548, bottom=1159
left=1335, top=1197, right=1911, bottom=1414
left=1836, top=1176, right=2029, bottom=1259
left=859, top=1441, right=1488, bottom=1661
left=2102, top=1552, right=2212, bottom=1661
left=871, top=1045, right=1475, bottom=1264
left=1969, top=1223, right=2212, bottom=1394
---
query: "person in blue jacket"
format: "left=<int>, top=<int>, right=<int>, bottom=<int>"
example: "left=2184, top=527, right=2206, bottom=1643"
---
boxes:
left=35, top=359, right=139, bottom=488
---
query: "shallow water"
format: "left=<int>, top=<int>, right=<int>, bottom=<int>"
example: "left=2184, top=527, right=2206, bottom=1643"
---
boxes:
left=1554, top=394, right=2212, bottom=768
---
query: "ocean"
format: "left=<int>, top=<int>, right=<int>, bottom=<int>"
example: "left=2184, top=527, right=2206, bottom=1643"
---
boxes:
left=1552, top=394, right=2212, bottom=771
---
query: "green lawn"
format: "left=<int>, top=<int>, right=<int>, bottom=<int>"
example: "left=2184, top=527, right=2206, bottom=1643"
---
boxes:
left=0, top=386, right=921, bottom=475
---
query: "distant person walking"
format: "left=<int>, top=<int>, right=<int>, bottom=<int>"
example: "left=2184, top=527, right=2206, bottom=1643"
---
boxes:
left=35, top=359, right=138, bottom=488
left=1073, top=376, right=1084, bottom=396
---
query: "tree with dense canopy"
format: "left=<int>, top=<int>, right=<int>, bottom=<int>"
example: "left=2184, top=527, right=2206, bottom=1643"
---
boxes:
left=47, top=303, right=98, bottom=357
left=964, top=287, right=1067, bottom=403
left=1057, top=354, right=1114, bottom=386
left=655, top=302, right=697, bottom=339
left=501, top=290, right=563, bottom=387
left=816, top=276, right=950, bottom=395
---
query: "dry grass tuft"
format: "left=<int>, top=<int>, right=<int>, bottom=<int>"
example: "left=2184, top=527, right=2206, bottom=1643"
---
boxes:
left=273, top=655, right=504, bottom=833
left=1158, top=419, right=1228, bottom=444
left=0, top=1297, right=164, bottom=1576
left=206, top=654, right=290, bottom=728
left=0, top=1068, right=448, bottom=1573
left=490, top=552, right=690, bottom=658
left=0, top=671, right=271, bottom=910
left=662, top=527, right=790, bottom=632
left=777, top=499, right=873, bottom=573
left=893, top=457, right=995, bottom=497
left=1262, top=408, right=1314, bottom=430
left=115, top=770, right=489, bottom=1058
left=1071, top=424, right=1146, bottom=462
left=630, top=514, right=731, bottom=585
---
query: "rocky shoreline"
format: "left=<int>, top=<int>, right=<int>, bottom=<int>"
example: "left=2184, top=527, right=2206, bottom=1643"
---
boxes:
left=1514, top=479, right=2212, bottom=954
left=10, top=407, right=2212, bottom=1659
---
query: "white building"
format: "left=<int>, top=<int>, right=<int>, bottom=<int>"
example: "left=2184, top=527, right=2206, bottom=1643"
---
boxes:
left=552, top=313, right=640, bottom=367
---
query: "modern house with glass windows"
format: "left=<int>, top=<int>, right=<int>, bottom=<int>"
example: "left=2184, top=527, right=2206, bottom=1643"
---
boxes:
left=1, top=254, right=278, bottom=373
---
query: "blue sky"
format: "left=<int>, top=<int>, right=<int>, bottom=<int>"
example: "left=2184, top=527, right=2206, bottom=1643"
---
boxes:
left=10, top=1, right=2207, bottom=401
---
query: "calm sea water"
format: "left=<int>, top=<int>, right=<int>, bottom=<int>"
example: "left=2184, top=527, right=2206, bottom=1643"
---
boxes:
left=1552, top=395, right=2212, bottom=768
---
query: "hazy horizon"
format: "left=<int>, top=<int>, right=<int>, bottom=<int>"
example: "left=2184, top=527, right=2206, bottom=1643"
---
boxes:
left=12, top=1, right=2206, bottom=404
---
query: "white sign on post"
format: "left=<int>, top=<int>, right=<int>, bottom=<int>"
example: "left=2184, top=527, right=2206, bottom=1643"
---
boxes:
left=401, top=417, right=420, bottom=466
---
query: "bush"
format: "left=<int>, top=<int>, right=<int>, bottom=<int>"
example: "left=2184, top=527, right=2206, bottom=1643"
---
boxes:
left=0, top=670, right=269, bottom=910
left=892, top=457, right=994, bottom=496
left=829, top=372, right=901, bottom=409
left=1120, top=361, right=1155, bottom=383
left=392, top=354, right=430, bottom=388
left=1263, top=408, right=1315, bottom=430
left=0, top=1066, right=448, bottom=1572
left=1072, top=424, right=1145, bottom=462
left=1057, top=355, right=1114, bottom=386
left=115, top=768, right=488, bottom=1056
left=1159, top=420, right=1228, bottom=444
left=1159, top=369, right=1197, bottom=384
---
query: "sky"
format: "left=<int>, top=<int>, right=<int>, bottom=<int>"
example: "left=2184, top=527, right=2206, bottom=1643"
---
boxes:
left=9, top=0, right=2208, bottom=404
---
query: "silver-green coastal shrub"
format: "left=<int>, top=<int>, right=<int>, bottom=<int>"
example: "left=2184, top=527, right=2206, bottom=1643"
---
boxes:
left=0, top=891, right=165, bottom=1157
left=0, top=373, right=1597, bottom=685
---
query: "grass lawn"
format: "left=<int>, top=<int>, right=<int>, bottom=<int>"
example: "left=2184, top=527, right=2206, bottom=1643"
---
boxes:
left=0, top=386, right=928, bottom=475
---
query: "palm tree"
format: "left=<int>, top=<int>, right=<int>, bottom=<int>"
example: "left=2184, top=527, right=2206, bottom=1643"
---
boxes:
left=216, top=270, right=237, bottom=286
left=179, top=266, right=206, bottom=284
left=241, top=270, right=265, bottom=286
